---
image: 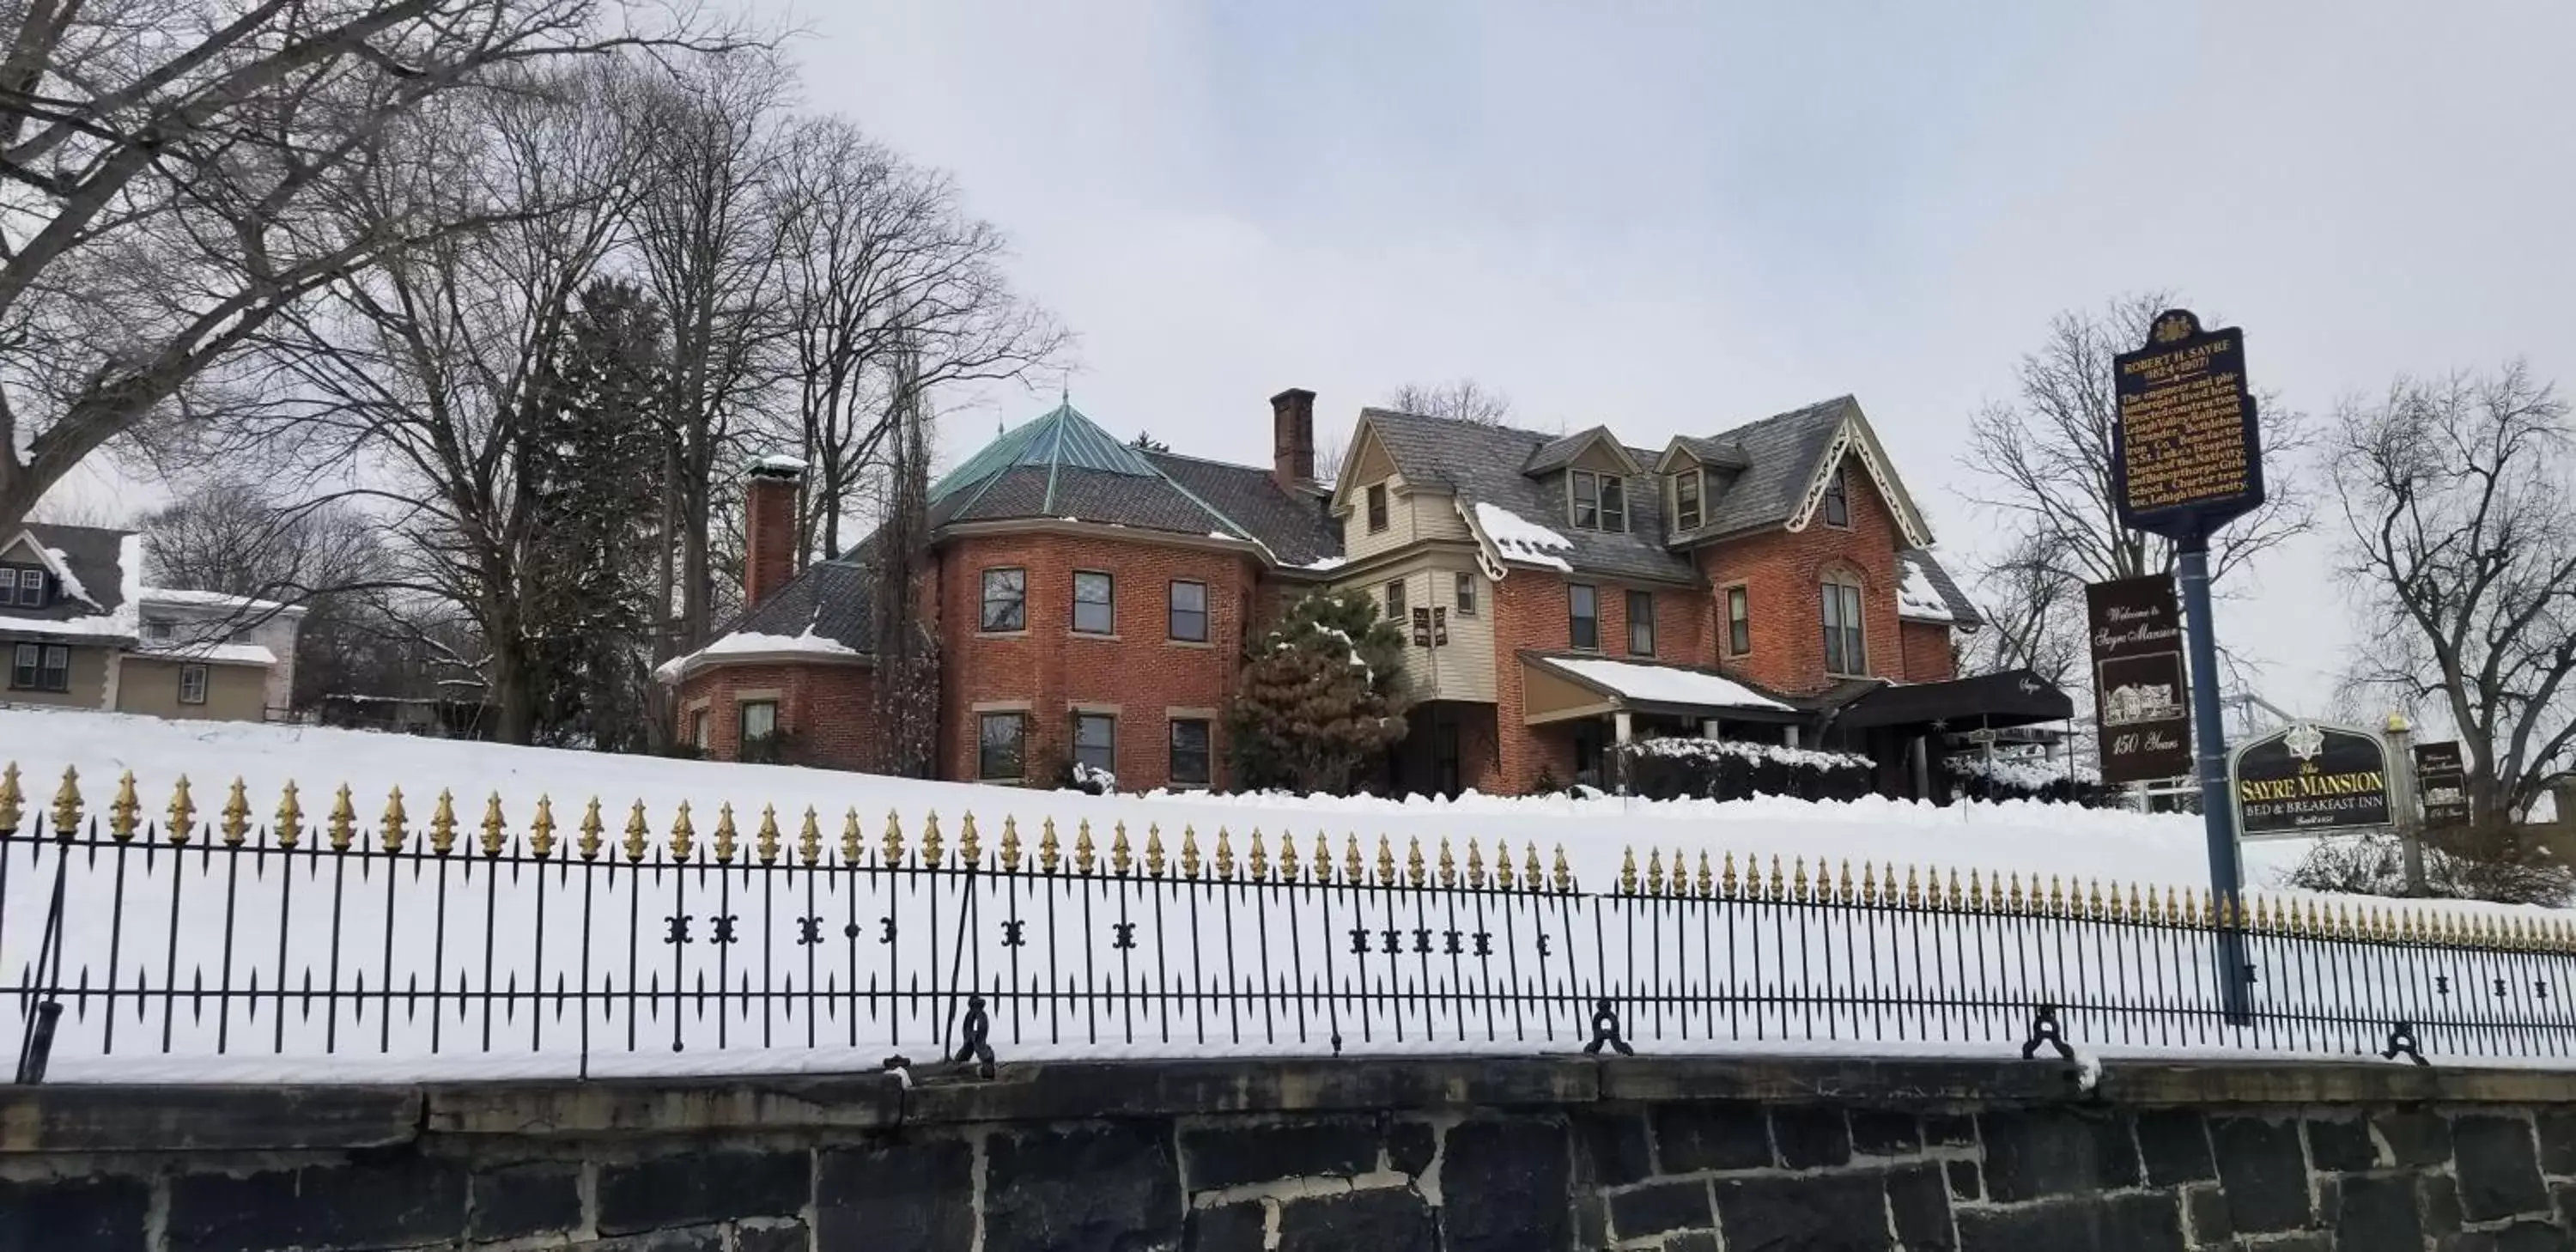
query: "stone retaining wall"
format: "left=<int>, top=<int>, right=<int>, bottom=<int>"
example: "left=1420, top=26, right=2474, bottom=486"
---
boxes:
left=6, top=1058, right=2576, bottom=1250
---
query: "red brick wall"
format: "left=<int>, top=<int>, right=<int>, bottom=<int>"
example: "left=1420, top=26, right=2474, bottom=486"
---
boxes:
left=675, top=661, right=878, bottom=769
left=937, top=532, right=1260, bottom=791
left=1899, top=621, right=1956, bottom=684
left=1697, top=456, right=1910, bottom=695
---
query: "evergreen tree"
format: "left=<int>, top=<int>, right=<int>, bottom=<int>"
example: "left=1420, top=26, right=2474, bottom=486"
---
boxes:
left=521, top=278, right=668, bottom=750
left=1226, top=589, right=1411, bottom=793
left=872, top=343, right=942, bottom=776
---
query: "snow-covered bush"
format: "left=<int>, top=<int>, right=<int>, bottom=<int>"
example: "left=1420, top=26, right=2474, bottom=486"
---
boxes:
left=2280, top=830, right=2575, bottom=907
left=1067, top=763, right=1118, bottom=796
left=1945, top=753, right=2105, bottom=806
left=1618, top=738, right=1874, bottom=803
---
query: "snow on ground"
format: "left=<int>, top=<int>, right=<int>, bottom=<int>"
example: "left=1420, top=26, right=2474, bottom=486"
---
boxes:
left=2, top=708, right=2564, bottom=1081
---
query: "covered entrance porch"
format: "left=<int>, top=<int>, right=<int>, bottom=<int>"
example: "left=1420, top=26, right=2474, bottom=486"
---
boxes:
left=1816, top=668, right=2076, bottom=800
left=1517, top=653, right=1809, bottom=791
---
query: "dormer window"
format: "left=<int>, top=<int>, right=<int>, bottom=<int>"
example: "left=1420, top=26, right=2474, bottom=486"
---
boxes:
left=1674, top=470, right=1703, bottom=531
left=9, top=568, right=43, bottom=607
left=1365, top=483, right=1388, bottom=533
left=1571, top=471, right=1625, bottom=532
left=1821, top=467, right=1850, bottom=528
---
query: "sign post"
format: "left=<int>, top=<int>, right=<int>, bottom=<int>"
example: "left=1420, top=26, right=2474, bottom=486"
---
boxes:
left=2112, top=308, right=2266, bottom=1024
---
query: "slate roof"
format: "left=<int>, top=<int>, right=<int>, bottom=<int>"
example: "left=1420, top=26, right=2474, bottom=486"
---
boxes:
left=1, top=523, right=134, bottom=635
left=1145, top=451, right=1339, bottom=568
left=1897, top=547, right=1985, bottom=628
left=1680, top=397, right=1854, bottom=541
left=736, top=555, right=877, bottom=651
left=1360, top=409, right=1700, bottom=584
left=1520, top=427, right=1631, bottom=477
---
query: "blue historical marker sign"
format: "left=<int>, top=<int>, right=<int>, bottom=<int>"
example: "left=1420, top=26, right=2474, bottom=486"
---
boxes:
left=2111, top=309, right=2265, bottom=543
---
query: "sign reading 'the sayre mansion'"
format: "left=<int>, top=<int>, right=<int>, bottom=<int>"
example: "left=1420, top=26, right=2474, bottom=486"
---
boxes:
left=2233, top=721, right=2392, bottom=838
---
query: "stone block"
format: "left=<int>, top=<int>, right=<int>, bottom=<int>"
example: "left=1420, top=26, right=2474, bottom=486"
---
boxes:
left=1956, top=1193, right=2184, bottom=1252
left=2307, top=1115, right=2379, bottom=1173
left=1275, top=1187, right=1436, bottom=1251
left=2207, top=1116, right=2311, bottom=1235
left=2182, top=1183, right=2229, bottom=1247
left=2422, top=1172, right=2464, bottom=1235
left=1183, top=1119, right=1378, bottom=1190
left=2538, top=1111, right=2576, bottom=1177
left=1387, top=1120, right=1437, bottom=1178
left=0, top=1174, right=149, bottom=1252
left=1887, top=1164, right=1953, bottom=1250
left=1571, top=1109, right=1656, bottom=1187
left=2557, top=1181, right=2576, bottom=1230
left=986, top=1121, right=1183, bottom=1252
left=598, top=1148, right=805, bottom=1236
left=2334, top=1172, right=2424, bottom=1252
left=1609, top=1180, right=1712, bottom=1241
left=1945, top=1159, right=1979, bottom=1201
left=1651, top=1103, right=1773, bottom=1172
left=1441, top=1118, right=1571, bottom=1252
left=1851, top=1111, right=1921, bottom=1156
left=2375, top=1109, right=2453, bottom=1169
left=562, top=1228, right=727, bottom=1252
left=1573, top=1192, right=1607, bottom=1249
left=1980, top=1109, right=2141, bottom=1202
left=469, top=1162, right=582, bottom=1243
left=2439, top=1223, right=2572, bottom=1252
left=734, top=1219, right=808, bottom=1252
left=167, top=1155, right=468, bottom=1252
left=1771, top=1106, right=1851, bottom=1170
left=817, top=1137, right=975, bottom=1252
left=1664, top=1235, right=1722, bottom=1252
left=2136, top=1109, right=2215, bottom=1185
left=1713, top=1171, right=1890, bottom=1251
left=1186, top=1201, right=1268, bottom=1252
left=2454, top=1114, right=2552, bottom=1222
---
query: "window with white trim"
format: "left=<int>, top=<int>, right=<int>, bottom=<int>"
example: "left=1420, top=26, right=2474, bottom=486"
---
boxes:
left=1821, top=467, right=1850, bottom=528
left=1571, top=470, right=1626, bottom=532
left=1072, top=570, right=1114, bottom=635
left=1454, top=571, right=1478, bottom=617
left=12, top=568, right=43, bottom=607
left=977, top=711, right=1027, bottom=781
left=1169, top=719, right=1212, bottom=787
left=179, top=664, right=209, bottom=705
left=1674, top=469, right=1703, bottom=531
left=1168, top=580, right=1208, bottom=641
left=1073, top=712, right=1115, bottom=775
left=1821, top=577, right=1867, bottom=676
left=980, top=568, right=1027, bottom=632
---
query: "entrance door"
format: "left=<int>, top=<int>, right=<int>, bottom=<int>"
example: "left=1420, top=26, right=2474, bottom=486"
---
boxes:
left=1432, top=714, right=1461, bottom=798
left=1572, top=721, right=1607, bottom=789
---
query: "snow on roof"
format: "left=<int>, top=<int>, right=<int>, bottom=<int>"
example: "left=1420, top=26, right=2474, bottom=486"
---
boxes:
left=144, top=587, right=302, bottom=616
left=1296, top=555, right=1351, bottom=572
left=654, top=626, right=864, bottom=682
left=1548, top=657, right=1792, bottom=711
left=750, top=453, right=808, bottom=475
left=137, top=641, right=277, bottom=666
left=1469, top=501, right=1574, bottom=571
left=45, top=546, right=100, bottom=610
left=0, top=532, right=141, bottom=640
left=1897, top=555, right=1954, bottom=623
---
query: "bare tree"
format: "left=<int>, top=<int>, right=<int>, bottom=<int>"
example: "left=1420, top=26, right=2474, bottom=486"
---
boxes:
left=2333, top=363, right=2576, bottom=839
left=869, top=341, right=939, bottom=776
left=1386, top=380, right=1513, bottom=426
left=1958, top=293, right=2313, bottom=684
left=770, top=116, right=1066, bottom=561
left=142, top=477, right=380, bottom=604
left=0, top=0, right=733, bottom=533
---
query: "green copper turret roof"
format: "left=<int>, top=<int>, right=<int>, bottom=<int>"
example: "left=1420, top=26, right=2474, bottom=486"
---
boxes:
left=930, top=403, right=1162, bottom=504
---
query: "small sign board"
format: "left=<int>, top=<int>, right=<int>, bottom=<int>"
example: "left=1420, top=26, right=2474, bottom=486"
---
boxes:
left=2112, top=309, right=2265, bottom=543
left=2233, top=720, right=2391, bottom=839
left=2414, top=741, right=2470, bottom=829
left=2086, top=574, right=2193, bottom=785
left=1411, top=607, right=1432, bottom=647
left=1431, top=606, right=1449, bottom=647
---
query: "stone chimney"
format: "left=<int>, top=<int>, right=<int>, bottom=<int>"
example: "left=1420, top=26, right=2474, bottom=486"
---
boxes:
left=1270, top=388, right=1316, bottom=491
left=744, top=455, right=805, bottom=609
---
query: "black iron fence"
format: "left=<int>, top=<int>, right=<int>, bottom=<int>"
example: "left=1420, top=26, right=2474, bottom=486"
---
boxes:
left=7, top=764, right=2576, bottom=1081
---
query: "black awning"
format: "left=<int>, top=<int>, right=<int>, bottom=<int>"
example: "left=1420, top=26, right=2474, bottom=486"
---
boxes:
left=1831, top=669, right=2073, bottom=732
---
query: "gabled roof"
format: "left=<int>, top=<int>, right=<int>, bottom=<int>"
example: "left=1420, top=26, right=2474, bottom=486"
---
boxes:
left=0, top=523, right=140, bottom=641
left=1680, top=397, right=1856, bottom=540
left=1520, top=426, right=1641, bottom=477
left=1654, top=435, right=1749, bottom=473
left=1358, top=408, right=1699, bottom=585
left=656, top=552, right=878, bottom=683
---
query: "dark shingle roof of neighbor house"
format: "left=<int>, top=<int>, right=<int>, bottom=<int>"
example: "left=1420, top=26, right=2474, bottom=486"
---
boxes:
left=727, top=556, right=878, bottom=653
left=3, top=522, right=131, bottom=629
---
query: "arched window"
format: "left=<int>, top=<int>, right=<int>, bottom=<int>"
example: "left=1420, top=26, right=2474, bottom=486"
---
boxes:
left=1820, top=567, right=1867, bottom=677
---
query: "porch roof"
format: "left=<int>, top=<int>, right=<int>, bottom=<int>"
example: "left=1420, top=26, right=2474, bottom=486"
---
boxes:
left=1517, top=653, right=1804, bottom=726
left=1826, top=667, right=2073, bottom=732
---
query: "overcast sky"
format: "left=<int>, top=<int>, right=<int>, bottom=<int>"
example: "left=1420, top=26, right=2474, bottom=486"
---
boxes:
left=773, top=0, right=2575, bottom=718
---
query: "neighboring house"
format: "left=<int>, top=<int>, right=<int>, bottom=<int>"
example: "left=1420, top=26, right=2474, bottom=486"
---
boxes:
left=0, top=524, right=306, bottom=724
left=660, top=389, right=2063, bottom=796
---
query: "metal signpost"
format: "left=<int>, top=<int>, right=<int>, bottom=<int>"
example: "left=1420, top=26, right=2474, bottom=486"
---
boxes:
left=2111, top=308, right=2267, bottom=1023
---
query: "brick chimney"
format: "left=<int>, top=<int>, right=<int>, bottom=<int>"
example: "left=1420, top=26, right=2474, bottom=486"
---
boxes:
left=1270, top=387, right=1316, bottom=490
left=744, top=456, right=804, bottom=609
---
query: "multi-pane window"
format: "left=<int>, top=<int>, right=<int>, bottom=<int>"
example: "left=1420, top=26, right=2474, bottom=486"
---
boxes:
left=1821, top=468, right=1850, bottom=528
left=1674, top=470, right=1703, bottom=531
left=690, top=709, right=710, bottom=750
left=1385, top=577, right=1406, bottom=623
left=980, top=568, right=1027, bottom=632
left=12, top=568, right=42, bottom=607
left=1569, top=584, right=1599, bottom=650
left=1454, top=571, right=1478, bottom=617
left=1726, top=586, right=1751, bottom=655
left=1168, top=580, right=1208, bottom=641
left=1169, top=719, right=1212, bottom=787
left=978, top=712, right=1028, bottom=780
left=738, top=699, right=779, bottom=752
left=179, top=664, right=208, bottom=705
left=10, top=642, right=66, bottom=692
left=1366, top=483, right=1389, bottom=532
left=1626, top=590, right=1655, bottom=657
left=1073, top=713, right=1115, bottom=775
left=1822, top=580, right=1867, bottom=676
left=1072, top=571, right=1114, bottom=635
left=1571, top=471, right=1627, bottom=532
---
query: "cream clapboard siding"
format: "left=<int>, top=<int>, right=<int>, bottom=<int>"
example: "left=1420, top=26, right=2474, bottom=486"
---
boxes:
left=115, top=657, right=269, bottom=722
left=1342, top=554, right=1497, bottom=704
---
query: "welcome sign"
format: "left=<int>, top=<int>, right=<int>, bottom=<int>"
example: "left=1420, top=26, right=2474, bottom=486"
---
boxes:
left=2232, top=720, right=2391, bottom=838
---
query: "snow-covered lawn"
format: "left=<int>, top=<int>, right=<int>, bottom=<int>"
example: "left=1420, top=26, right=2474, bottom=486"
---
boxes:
left=2, top=708, right=2566, bottom=1082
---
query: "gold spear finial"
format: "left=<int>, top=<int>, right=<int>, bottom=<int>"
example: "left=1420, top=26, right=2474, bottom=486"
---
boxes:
left=1794, top=856, right=1812, bottom=902
left=167, top=775, right=197, bottom=845
left=276, top=781, right=303, bottom=851
left=841, top=807, right=863, bottom=865
left=1345, top=833, right=1364, bottom=884
left=1905, top=865, right=1923, bottom=909
left=1464, top=838, right=1483, bottom=889
left=1553, top=844, right=1573, bottom=893
left=1525, top=842, right=1545, bottom=891
left=479, top=793, right=507, bottom=858
left=960, top=812, right=982, bottom=869
left=328, top=783, right=355, bottom=853
left=1493, top=840, right=1515, bottom=891
left=1076, top=818, right=1097, bottom=876
left=1405, top=836, right=1424, bottom=887
left=756, top=804, right=781, bottom=866
left=667, top=799, right=695, bottom=863
left=428, top=788, right=459, bottom=856
left=1279, top=828, right=1302, bottom=882
left=220, top=777, right=251, bottom=847
left=1437, top=836, right=1455, bottom=887
left=1376, top=835, right=1396, bottom=885
left=1001, top=815, right=1024, bottom=872
left=106, top=769, right=138, bottom=841
left=620, top=799, right=647, bottom=862
left=1721, top=851, right=1739, bottom=899
left=1248, top=829, right=1268, bottom=883
left=1837, top=860, right=1854, bottom=905
left=51, top=765, right=82, bottom=837
left=1179, top=824, right=1201, bottom=878
left=529, top=795, right=555, bottom=860
left=377, top=784, right=408, bottom=854
left=1645, top=848, right=1665, bottom=896
left=1145, top=823, right=1165, bottom=877
left=884, top=810, right=908, bottom=869
left=0, top=762, right=19, bottom=834
left=1765, top=854, right=1784, bottom=901
left=921, top=811, right=944, bottom=870
left=1041, top=817, right=1063, bottom=874
left=577, top=796, right=604, bottom=861
left=713, top=802, right=738, bottom=865
left=1112, top=820, right=1133, bottom=876
left=796, top=805, right=820, bottom=866
left=1696, top=850, right=1714, bottom=899
left=1619, top=846, right=1639, bottom=895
